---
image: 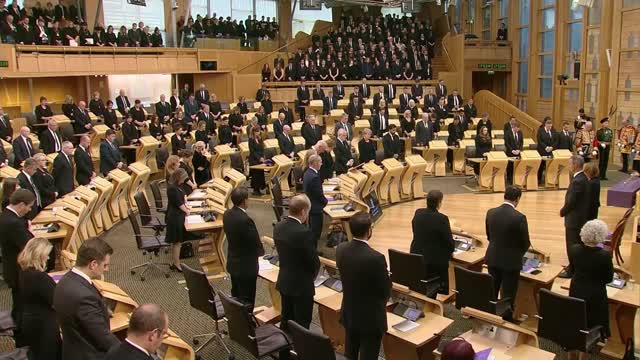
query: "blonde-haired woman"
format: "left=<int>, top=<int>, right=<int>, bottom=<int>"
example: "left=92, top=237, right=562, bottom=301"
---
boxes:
left=164, top=155, right=180, bottom=182
left=17, top=238, right=60, bottom=360
left=62, top=94, right=76, bottom=121
left=568, top=219, right=613, bottom=360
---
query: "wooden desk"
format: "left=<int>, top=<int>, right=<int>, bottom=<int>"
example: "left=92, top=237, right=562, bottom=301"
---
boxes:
left=323, top=198, right=369, bottom=241
left=360, top=162, right=385, bottom=199
left=107, top=169, right=132, bottom=222
left=401, top=155, right=427, bottom=199
left=136, top=136, right=160, bottom=173
left=415, top=140, right=448, bottom=177
left=0, top=165, right=20, bottom=179
left=446, top=232, right=488, bottom=302
left=552, top=277, right=640, bottom=359
left=210, top=145, right=236, bottom=179
left=91, top=177, right=115, bottom=231
left=473, top=152, right=508, bottom=192
left=510, top=150, right=542, bottom=191
left=90, top=124, right=110, bottom=161
left=451, top=140, right=474, bottom=175
left=127, top=162, right=151, bottom=211
left=544, top=149, right=572, bottom=190
left=184, top=215, right=226, bottom=275
left=379, top=158, right=405, bottom=205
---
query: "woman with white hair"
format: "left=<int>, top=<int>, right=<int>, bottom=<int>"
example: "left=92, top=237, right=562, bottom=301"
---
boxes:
left=568, top=219, right=613, bottom=359
left=192, top=141, right=210, bottom=186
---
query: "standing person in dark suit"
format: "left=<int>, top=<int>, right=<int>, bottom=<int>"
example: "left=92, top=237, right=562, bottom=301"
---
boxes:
left=17, top=159, right=42, bottom=219
left=568, top=219, right=613, bottom=356
left=72, top=101, right=92, bottom=134
left=278, top=125, right=296, bottom=158
left=248, top=127, right=266, bottom=195
left=274, top=194, right=320, bottom=332
left=322, top=90, right=338, bottom=115
left=303, top=154, right=327, bottom=249
left=371, top=103, right=389, bottom=138
left=0, top=106, right=13, bottom=142
left=416, top=112, right=434, bottom=147
left=74, top=136, right=95, bottom=185
left=337, top=213, right=391, bottom=360
left=32, top=153, right=57, bottom=208
left=194, top=83, right=209, bottom=106
left=165, top=169, right=191, bottom=272
left=464, top=98, right=478, bottom=121
left=155, top=94, right=172, bottom=124
left=39, top=119, right=63, bottom=154
left=504, top=122, right=524, bottom=184
left=584, top=162, right=601, bottom=221
left=347, top=96, right=364, bottom=123
left=13, top=126, right=35, bottom=168
left=278, top=102, right=295, bottom=127
left=99, top=130, right=124, bottom=176
left=559, top=155, right=591, bottom=278
left=496, top=22, right=508, bottom=41
left=116, top=89, right=131, bottom=115
left=435, top=79, right=447, bottom=99
left=170, top=89, right=180, bottom=114
left=596, top=118, right=613, bottom=180
left=223, top=188, right=264, bottom=311
left=301, top=114, right=322, bottom=149
left=296, top=80, right=311, bottom=120
left=358, top=128, right=377, bottom=164
left=88, top=92, right=106, bottom=118
left=52, top=141, right=75, bottom=196
left=319, top=140, right=335, bottom=181
left=0, top=189, right=35, bottom=325
left=312, top=83, right=325, bottom=100
left=54, top=237, right=119, bottom=360
left=410, top=190, right=454, bottom=296
left=556, top=121, right=574, bottom=151
left=334, top=128, right=354, bottom=175
left=105, top=304, right=169, bottom=360
left=382, top=124, right=402, bottom=159
left=447, top=90, right=463, bottom=111
left=333, top=80, right=346, bottom=100
left=171, top=125, right=187, bottom=155
left=485, top=186, right=530, bottom=320
left=537, top=117, right=556, bottom=183
left=17, top=238, right=61, bottom=360
left=103, top=101, right=119, bottom=131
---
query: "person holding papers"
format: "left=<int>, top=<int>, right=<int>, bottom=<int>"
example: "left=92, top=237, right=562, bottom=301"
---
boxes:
left=165, top=168, right=191, bottom=272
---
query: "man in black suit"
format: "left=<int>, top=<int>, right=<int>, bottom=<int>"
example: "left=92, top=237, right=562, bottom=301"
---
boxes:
left=504, top=122, right=524, bottom=184
left=410, top=190, right=454, bottom=296
left=559, top=155, right=590, bottom=278
left=359, top=78, right=371, bottom=99
left=278, top=125, right=296, bottom=158
left=17, top=158, right=42, bottom=219
left=52, top=141, right=75, bottom=196
left=322, top=90, right=338, bottom=115
left=297, top=80, right=310, bottom=120
left=347, top=96, right=363, bottom=123
left=332, top=81, right=346, bottom=100
left=105, top=304, right=168, bottom=360
left=334, top=128, right=354, bottom=175
left=312, top=84, right=325, bottom=101
left=0, top=189, right=35, bottom=323
left=155, top=94, right=172, bottom=123
left=0, top=107, right=13, bottom=142
left=285, top=61, right=297, bottom=81
left=54, top=0, right=67, bottom=21
left=415, top=112, right=434, bottom=148
left=371, top=107, right=389, bottom=138
left=464, top=98, right=478, bottom=121
left=556, top=121, right=574, bottom=151
left=100, top=130, right=124, bottom=176
left=383, top=79, right=396, bottom=101
left=372, top=86, right=385, bottom=113
left=255, top=83, right=270, bottom=102
left=278, top=102, right=295, bottom=127
left=273, top=112, right=288, bottom=138
left=274, top=194, right=320, bottom=331
left=116, top=89, right=131, bottom=115
left=537, top=117, right=556, bottom=183
left=303, top=155, right=327, bottom=248
left=447, top=90, right=463, bottom=111
left=337, top=213, right=390, bottom=360
left=39, top=119, right=63, bottom=154
left=170, top=89, right=180, bottom=113
left=383, top=124, right=402, bottom=159
left=399, top=87, right=413, bottom=114
left=223, top=188, right=265, bottom=310
left=194, top=83, right=209, bottom=106
left=301, top=114, right=322, bottom=149
left=485, top=186, right=530, bottom=320
left=423, top=88, right=437, bottom=113
left=335, top=113, right=354, bottom=141
left=12, top=126, right=35, bottom=168
left=435, top=79, right=447, bottom=99
left=75, top=135, right=95, bottom=185
left=411, top=79, right=423, bottom=102
left=54, top=237, right=119, bottom=360
left=73, top=101, right=93, bottom=134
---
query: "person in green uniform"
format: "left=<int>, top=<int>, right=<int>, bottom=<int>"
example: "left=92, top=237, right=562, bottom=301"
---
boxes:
left=596, top=118, right=613, bottom=180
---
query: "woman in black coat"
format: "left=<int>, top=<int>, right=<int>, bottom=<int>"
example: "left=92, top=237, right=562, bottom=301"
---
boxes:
left=358, top=128, right=377, bottom=164
left=32, top=154, right=57, bottom=208
left=149, top=115, right=164, bottom=141
left=165, top=168, right=190, bottom=272
left=178, top=149, right=197, bottom=195
left=18, top=238, right=61, bottom=360
left=103, top=100, right=119, bottom=130
left=248, top=127, right=266, bottom=195
left=474, top=126, right=492, bottom=175
left=584, top=162, right=601, bottom=220
left=569, top=219, right=613, bottom=357
left=192, top=141, right=211, bottom=186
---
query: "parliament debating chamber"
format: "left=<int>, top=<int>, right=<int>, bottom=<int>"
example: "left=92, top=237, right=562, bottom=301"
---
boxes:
left=1, top=0, right=640, bottom=359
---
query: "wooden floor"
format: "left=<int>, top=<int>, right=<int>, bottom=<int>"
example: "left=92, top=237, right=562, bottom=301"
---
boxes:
left=369, top=189, right=633, bottom=268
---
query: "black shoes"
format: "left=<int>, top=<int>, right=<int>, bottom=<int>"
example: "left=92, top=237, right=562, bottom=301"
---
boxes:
left=169, top=264, right=182, bottom=273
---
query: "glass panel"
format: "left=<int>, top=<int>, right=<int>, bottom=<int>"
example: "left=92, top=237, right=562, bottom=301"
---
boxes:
left=104, top=0, right=165, bottom=30
left=191, top=0, right=208, bottom=18
left=541, top=8, right=555, bottom=30
left=568, top=22, right=583, bottom=52
left=381, top=7, right=405, bottom=17
left=499, top=0, right=509, bottom=18
left=483, top=31, right=491, bottom=40
left=624, top=0, right=640, bottom=8
left=540, top=78, right=553, bottom=98
left=292, top=4, right=333, bottom=35
left=214, top=0, right=232, bottom=18
left=518, top=62, right=529, bottom=93
left=483, top=6, right=491, bottom=29
left=256, top=0, right=278, bottom=19
left=519, top=0, right=530, bottom=25
left=588, top=0, right=602, bottom=25
left=231, top=0, right=252, bottom=20
left=542, top=0, right=554, bottom=7
left=541, top=55, right=553, bottom=75
left=541, top=31, right=555, bottom=52
left=469, top=0, right=476, bottom=21
left=569, top=0, right=583, bottom=20
left=519, top=28, right=530, bottom=58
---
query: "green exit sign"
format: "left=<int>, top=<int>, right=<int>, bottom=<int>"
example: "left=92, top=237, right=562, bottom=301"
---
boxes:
left=478, top=63, right=507, bottom=70
left=0, top=60, right=8, bottom=68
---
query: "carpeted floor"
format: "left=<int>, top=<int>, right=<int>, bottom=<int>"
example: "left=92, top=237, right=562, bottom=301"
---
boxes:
left=0, top=168, right=631, bottom=359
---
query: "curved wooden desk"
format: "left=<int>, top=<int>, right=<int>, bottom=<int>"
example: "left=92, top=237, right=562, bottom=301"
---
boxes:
left=402, top=155, right=427, bottom=199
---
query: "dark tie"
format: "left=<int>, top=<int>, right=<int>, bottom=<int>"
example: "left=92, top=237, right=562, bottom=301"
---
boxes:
left=53, top=131, right=60, bottom=152
left=25, top=138, right=32, bottom=156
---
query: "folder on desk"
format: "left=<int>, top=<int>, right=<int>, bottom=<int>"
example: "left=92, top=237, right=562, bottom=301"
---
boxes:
left=392, top=319, right=419, bottom=333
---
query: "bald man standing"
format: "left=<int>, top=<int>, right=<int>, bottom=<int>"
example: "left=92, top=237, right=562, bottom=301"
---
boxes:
left=105, top=304, right=168, bottom=360
left=72, top=101, right=93, bottom=134
left=39, top=119, right=64, bottom=154
left=75, top=135, right=95, bottom=185
left=12, top=126, right=34, bottom=168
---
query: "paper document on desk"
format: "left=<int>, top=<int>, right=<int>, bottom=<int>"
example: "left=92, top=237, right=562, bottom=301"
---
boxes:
left=187, top=201, right=204, bottom=207
left=474, top=348, right=495, bottom=360
left=258, top=259, right=274, bottom=271
left=323, top=185, right=338, bottom=192
left=190, top=190, right=206, bottom=198
left=391, top=319, right=419, bottom=332
left=186, top=215, right=204, bottom=224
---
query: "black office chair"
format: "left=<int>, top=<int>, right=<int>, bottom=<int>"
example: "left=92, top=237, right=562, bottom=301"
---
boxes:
left=219, top=292, right=291, bottom=359
left=127, top=209, right=171, bottom=281
left=269, top=176, right=289, bottom=222
left=388, top=249, right=441, bottom=299
left=536, top=289, right=602, bottom=354
left=149, top=180, right=167, bottom=214
left=181, top=264, right=232, bottom=359
left=453, top=266, right=511, bottom=318
left=287, top=320, right=348, bottom=360
left=133, top=192, right=165, bottom=234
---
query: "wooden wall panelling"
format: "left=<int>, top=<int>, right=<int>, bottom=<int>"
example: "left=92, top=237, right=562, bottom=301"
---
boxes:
left=193, top=73, right=234, bottom=103
left=233, top=73, right=262, bottom=102
left=0, top=77, right=87, bottom=113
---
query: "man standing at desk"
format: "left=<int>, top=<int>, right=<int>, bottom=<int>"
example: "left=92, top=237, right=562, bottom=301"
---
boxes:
left=537, top=117, right=556, bottom=183
left=223, top=188, right=264, bottom=311
left=105, top=304, right=168, bottom=360
left=383, top=124, right=402, bottom=159
left=505, top=121, right=524, bottom=184
left=274, top=195, right=320, bottom=332
left=559, top=155, right=591, bottom=279
left=337, top=213, right=390, bottom=360
left=485, top=186, right=530, bottom=321
left=54, top=237, right=119, bottom=359
left=410, top=190, right=454, bottom=296
left=100, top=129, right=124, bottom=176
left=303, top=154, right=327, bottom=249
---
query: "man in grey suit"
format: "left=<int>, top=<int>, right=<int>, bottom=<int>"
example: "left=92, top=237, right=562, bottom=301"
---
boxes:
left=334, top=113, right=354, bottom=141
left=54, top=237, right=119, bottom=360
